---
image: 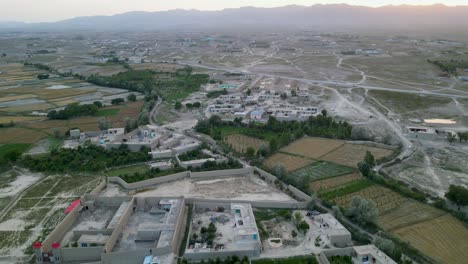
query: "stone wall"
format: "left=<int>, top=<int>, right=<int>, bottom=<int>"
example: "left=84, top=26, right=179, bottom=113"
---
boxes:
left=101, top=247, right=172, bottom=264
left=108, top=171, right=190, bottom=190
left=42, top=203, right=83, bottom=252
left=184, top=247, right=261, bottom=261
left=61, top=246, right=104, bottom=263
left=104, top=197, right=135, bottom=253
left=190, top=167, right=252, bottom=179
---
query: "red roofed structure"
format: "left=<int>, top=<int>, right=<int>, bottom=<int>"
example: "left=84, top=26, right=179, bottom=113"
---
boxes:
left=33, top=241, right=42, bottom=249
left=51, top=242, right=60, bottom=249
left=65, top=199, right=81, bottom=214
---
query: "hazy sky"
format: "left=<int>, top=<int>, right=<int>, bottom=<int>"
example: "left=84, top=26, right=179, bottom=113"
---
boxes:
left=1, top=0, right=466, bottom=23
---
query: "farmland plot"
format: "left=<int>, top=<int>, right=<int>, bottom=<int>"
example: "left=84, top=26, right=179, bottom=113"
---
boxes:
left=282, top=137, right=344, bottom=159
left=321, top=143, right=394, bottom=167
left=264, top=153, right=313, bottom=172
left=393, top=214, right=468, bottom=264
left=291, top=161, right=356, bottom=180
left=310, top=173, right=363, bottom=192
left=224, top=134, right=267, bottom=153
left=332, top=185, right=407, bottom=214
left=378, top=200, right=446, bottom=231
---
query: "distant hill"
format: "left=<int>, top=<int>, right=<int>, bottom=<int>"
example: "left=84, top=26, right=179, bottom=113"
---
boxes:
left=2, top=4, right=468, bottom=31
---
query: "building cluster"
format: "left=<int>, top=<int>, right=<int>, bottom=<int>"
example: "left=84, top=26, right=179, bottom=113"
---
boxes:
left=33, top=193, right=397, bottom=264
left=206, top=82, right=320, bottom=122
left=68, top=125, right=203, bottom=158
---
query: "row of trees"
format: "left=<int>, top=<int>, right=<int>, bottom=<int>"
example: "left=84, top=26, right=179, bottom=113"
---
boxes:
left=21, top=144, right=151, bottom=172
left=47, top=103, right=98, bottom=120
left=427, top=59, right=468, bottom=76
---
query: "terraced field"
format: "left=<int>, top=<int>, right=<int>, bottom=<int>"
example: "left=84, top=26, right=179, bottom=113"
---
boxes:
left=264, top=153, right=313, bottom=172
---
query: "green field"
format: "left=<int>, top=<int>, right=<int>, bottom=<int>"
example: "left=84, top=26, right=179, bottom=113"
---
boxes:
left=252, top=256, right=318, bottom=264
left=106, top=164, right=149, bottom=177
left=291, top=161, right=356, bottom=180
left=96, top=108, right=120, bottom=117
left=319, top=179, right=374, bottom=200
left=0, top=143, right=32, bottom=157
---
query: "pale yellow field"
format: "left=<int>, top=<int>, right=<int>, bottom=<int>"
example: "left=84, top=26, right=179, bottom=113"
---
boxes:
left=282, top=137, right=344, bottom=159
left=0, top=127, right=47, bottom=144
left=1, top=103, right=53, bottom=113
left=224, top=134, right=267, bottom=153
left=264, top=153, right=313, bottom=172
left=0, top=94, right=37, bottom=103
left=393, top=214, right=468, bottom=264
left=0, top=116, right=44, bottom=124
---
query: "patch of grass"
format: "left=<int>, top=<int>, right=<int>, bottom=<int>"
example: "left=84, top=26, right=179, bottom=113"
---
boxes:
left=320, top=179, right=374, bottom=200
left=96, top=108, right=120, bottom=117
left=252, top=255, right=318, bottom=264
left=0, top=230, right=32, bottom=250
left=106, top=164, right=149, bottom=177
left=291, top=161, right=356, bottom=180
left=369, top=90, right=451, bottom=114
left=0, top=143, right=32, bottom=158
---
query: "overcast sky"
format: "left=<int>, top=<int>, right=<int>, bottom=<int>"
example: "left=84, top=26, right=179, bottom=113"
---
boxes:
left=1, top=0, right=466, bottom=23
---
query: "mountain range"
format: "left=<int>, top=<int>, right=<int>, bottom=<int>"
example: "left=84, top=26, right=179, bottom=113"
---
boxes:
left=1, top=4, right=468, bottom=31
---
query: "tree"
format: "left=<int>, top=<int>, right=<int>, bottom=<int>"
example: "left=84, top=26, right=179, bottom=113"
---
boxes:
left=4, top=150, right=21, bottom=162
left=93, top=101, right=103, bottom=108
left=269, top=138, right=278, bottom=152
left=186, top=103, right=193, bottom=108
left=345, top=196, right=378, bottom=226
left=257, top=144, right=270, bottom=157
left=272, top=164, right=287, bottom=179
left=98, top=117, right=111, bottom=130
left=364, top=151, right=375, bottom=167
left=111, top=98, right=125, bottom=105
left=175, top=101, right=182, bottom=110
left=447, top=132, right=457, bottom=143
left=375, top=237, right=401, bottom=261
left=127, top=93, right=137, bottom=102
left=246, top=89, right=252, bottom=96
left=358, top=161, right=371, bottom=177
left=445, top=184, right=468, bottom=210
left=37, top=74, right=49, bottom=80
left=245, top=147, right=255, bottom=159
left=193, top=102, right=201, bottom=108
left=321, top=109, right=328, bottom=117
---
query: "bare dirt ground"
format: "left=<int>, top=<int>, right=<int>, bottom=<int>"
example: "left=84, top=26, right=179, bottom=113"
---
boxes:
left=101, top=176, right=294, bottom=202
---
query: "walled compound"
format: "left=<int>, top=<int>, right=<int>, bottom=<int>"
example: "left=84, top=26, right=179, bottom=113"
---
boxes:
left=32, top=167, right=397, bottom=264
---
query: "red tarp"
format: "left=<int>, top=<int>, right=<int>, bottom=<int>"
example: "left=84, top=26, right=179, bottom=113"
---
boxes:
left=65, top=199, right=80, bottom=213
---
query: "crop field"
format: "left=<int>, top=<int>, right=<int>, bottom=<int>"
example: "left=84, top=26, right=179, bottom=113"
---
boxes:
left=368, top=90, right=452, bottom=114
left=0, top=63, right=133, bottom=116
left=332, top=185, right=407, bottom=215
left=0, top=116, right=44, bottom=124
left=282, top=137, right=344, bottom=159
left=224, top=134, right=267, bottom=153
left=0, top=127, right=47, bottom=144
left=0, top=144, right=32, bottom=157
left=264, top=153, right=313, bottom=172
left=310, top=173, right=363, bottom=193
left=291, top=161, right=356, bottom=180
left=392, top=214, right=468, bottom=264
left=321, top=143, right=394, bottom=167
left=378, top=200, right=446, bottom=231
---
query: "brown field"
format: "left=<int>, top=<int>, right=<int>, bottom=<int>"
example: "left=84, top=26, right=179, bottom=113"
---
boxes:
left=379, top=200, right=446, bottom=231
left=282, top=137, right=344, bottom=159
left=0, top=127, right=47, bottom=144
left=51, top=99, right=77, bottom=107
left=310, top=173, right=363, bottom=192
left=24, top=120, right=68, bottom=130
left=0, top=116, right=45, bottom=124
left=321, top=143, right=394, bottom=167
left=1, top=103, right=53, bottom=113
left=393, top=214, right=468, bottom=264
left=0, top=87, right=94, bottom=100
left=0, top=94, right=37, bottom=103
left=224, top=134, right=267, bottom=153
left=264, top=153, right=313, bottom=172
left=333, top=185, right=407, bottom=215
